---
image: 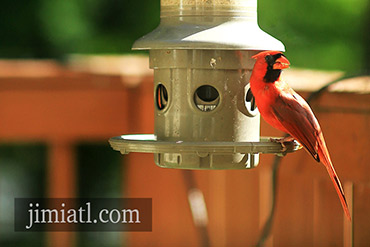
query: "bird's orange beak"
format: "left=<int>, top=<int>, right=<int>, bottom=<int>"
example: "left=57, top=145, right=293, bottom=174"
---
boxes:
left=273, top=56, right=290, bottom=69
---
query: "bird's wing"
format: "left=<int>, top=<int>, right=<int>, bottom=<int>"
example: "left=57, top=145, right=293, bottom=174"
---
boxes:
left=270, top=89, right=321, bottom=162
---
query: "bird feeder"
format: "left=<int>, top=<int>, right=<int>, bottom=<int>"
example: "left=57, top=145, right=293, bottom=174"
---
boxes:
left=109, top=0, right=300, bottom=169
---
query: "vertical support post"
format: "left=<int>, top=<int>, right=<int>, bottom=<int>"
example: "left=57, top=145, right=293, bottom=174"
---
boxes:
left=123, top=80, right=156, bottom=247
left=208, top=172, right=227, bottom=247
left=313, top=178, right=346, bottom=246
left=343, top=182, right=354, bottom=247
left=47, top=139, right=76, bottom=247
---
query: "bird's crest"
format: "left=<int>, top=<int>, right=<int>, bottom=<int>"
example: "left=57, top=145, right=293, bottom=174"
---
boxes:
left=252, top=50, right=283, bottom=59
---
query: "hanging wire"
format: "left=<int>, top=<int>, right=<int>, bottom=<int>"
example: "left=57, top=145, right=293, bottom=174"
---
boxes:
left=254, top=72, right=368, bottom=247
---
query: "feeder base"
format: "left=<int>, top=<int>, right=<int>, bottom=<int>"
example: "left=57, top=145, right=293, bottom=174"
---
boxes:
left=109, top=134, right=301, bottom=170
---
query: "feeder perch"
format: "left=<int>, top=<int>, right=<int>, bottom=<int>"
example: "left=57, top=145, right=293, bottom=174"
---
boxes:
left=109, top=0, right=300, bottom=169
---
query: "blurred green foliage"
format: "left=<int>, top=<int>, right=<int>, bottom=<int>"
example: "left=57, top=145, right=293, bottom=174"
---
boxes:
left=0, top=0, right=160, bottom=57
left=259, top=0, right=369, bottom=71
left=0, top=0, right=368, bottom=71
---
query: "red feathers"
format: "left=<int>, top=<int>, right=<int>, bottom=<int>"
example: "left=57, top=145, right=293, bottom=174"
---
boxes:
left=250, top=50, right=351, bottom=221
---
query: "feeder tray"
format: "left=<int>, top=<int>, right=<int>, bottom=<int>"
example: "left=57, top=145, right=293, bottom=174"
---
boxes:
left=109, top=134, right=301, bottom=169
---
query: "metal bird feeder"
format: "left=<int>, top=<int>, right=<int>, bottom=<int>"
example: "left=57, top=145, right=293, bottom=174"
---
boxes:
left=109, top=0, right=300, bottom=169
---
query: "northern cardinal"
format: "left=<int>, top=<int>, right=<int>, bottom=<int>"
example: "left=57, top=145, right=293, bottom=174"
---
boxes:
left=250, top=50, right=351, bottom=221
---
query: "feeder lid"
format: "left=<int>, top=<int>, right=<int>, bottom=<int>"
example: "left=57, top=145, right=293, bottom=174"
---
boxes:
left=132, top=18, right=285, bottom=51
left=109, top=134, right=300, bottom=155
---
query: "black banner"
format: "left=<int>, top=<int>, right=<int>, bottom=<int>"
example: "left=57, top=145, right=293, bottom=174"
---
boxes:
left=14, top=198, right=152, bottom=232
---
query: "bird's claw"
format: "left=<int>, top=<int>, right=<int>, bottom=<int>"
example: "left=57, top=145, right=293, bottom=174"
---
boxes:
left=270, top=136, right=296, bottom=154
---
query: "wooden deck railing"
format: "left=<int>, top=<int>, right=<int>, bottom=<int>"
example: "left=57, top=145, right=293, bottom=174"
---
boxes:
left=0, top=57, right=369, bottom=247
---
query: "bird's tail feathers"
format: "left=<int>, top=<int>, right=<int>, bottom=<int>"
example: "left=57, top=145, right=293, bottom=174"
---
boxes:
left=318, top=145, right=351, bottom=221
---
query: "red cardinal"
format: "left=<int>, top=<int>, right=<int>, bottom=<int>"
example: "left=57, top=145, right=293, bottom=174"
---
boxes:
left=250, top=50, right=351, bottom=221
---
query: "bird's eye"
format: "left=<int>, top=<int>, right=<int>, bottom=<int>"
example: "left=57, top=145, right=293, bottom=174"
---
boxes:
left=265, top=55, right=274, bottom=65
